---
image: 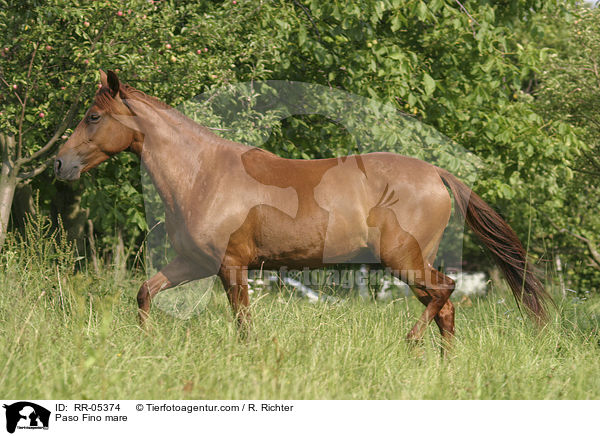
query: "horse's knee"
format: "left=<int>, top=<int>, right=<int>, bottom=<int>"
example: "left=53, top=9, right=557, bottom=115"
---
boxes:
left=442, top=300, right=455, bottom=314
left=437, top=301, right=455, bottom=334
left=424, top=287, right=453, bottom=314
left=438, top=299, right=455, bottom=317
left=429, top=274, right=455, bottom=311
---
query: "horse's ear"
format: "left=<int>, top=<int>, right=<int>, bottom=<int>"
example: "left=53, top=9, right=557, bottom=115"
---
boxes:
left=99, top=69, right=108, bottom=88
left=106, top=70, right=120, bottom=97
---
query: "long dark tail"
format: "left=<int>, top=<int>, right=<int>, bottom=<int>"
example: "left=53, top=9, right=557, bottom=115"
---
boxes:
left=435, top=167, right=551, bottom=323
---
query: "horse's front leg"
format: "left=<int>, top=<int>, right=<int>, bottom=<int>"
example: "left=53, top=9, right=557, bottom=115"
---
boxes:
left=137, top=255, right=206, bottom=325
left=218, top=262, right=251, bottom=338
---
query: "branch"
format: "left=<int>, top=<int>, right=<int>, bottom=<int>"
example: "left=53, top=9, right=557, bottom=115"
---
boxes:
left=0, top=133, right=16, bottom=168
left=454, top=0, right=479, bottom=36
left=589, top=255, right=600, bottom=271
left=17, top=17, right=111, bottom=167
left=550, top=220, right=600, bottom=267
left=581, top=238, right=600, bottom=266
left=454, top=0, right=479, bottom=24
left=0, top=73, right=24, bottom=107
left=292, top=0, right=322, bottom=43
left=577, top=237, right=600, bottom=266
left=17, top=156, right=53, bottom=180
left=16, top=42, right=39, bottom=161
left=18, top=87, right=83, bottom=165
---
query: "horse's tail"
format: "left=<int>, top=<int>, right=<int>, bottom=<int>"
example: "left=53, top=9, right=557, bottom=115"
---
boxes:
left=435, top=167, right=551, bottom=323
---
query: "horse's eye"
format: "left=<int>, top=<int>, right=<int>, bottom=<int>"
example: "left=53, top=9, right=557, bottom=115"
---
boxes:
left=88, top=113, right=101, bottom=123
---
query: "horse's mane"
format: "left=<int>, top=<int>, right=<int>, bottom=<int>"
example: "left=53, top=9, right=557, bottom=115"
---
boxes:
left=94, top=83, right=172, bottom=112
left=94, top=82, right=222, bottom=140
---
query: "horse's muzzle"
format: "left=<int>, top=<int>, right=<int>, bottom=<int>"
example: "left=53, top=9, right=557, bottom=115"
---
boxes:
left=54, top=157, right=81, bottom=181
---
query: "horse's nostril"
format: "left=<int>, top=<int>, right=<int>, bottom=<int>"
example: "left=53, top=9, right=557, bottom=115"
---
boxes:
left=54, top=158, right=62, bottom=174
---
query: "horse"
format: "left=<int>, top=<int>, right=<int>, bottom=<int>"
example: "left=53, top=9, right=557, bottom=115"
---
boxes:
left=55, top=70, right=550, bottom=347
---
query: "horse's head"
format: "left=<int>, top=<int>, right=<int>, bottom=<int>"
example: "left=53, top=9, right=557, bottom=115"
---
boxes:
left=55, top=70, right=140, bottom=181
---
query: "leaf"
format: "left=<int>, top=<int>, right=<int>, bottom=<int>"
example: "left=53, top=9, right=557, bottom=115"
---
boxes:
left=423, top=73, right=435, bottom=96
left=407, top=93, right=417, bottom=106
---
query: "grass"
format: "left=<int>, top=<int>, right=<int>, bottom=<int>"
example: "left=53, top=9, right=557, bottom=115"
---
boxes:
left=1, top=229, right=600, bottom=399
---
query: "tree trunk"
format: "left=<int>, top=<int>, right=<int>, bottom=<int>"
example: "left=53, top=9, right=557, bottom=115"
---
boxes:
left=0, top=133, right=18, bottom=248
left=0, top=174, right=17, bottom=248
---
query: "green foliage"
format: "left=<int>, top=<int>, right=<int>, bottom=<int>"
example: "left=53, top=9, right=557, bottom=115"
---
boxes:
left=275, top=0, right=578, bottom=211
left=267, top=0, right=584, bottom=274
left=532, top=5, right=600, bottom=291
left=1, top=0, right=594, bottom=289
left=0, top=0, right=293, bottom=255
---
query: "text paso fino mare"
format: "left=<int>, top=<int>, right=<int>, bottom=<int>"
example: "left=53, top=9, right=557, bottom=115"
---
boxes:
left=55, top=70, right=550, bottom=346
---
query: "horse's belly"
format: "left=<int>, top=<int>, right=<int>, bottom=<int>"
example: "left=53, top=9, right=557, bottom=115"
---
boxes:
left=254, top=181, right=373, bottom=265
left=255, top=214, right=370, bottom=266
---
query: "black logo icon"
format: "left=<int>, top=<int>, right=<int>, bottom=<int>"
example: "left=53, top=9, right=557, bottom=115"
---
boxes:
left=2, top=402, right=50, bottom=433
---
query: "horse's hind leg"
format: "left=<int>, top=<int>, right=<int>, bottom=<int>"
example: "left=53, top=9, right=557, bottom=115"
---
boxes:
left=394, top=264, right=455, bottom=343
left=410, top=286, right=455, bottom=344
left=408, top=235, right=455, bottom=344
left=137, top=255, right=206, bottom=325
left=374, top=223, right=455, bottom=345
left=368, top=204, right=455, bottom=350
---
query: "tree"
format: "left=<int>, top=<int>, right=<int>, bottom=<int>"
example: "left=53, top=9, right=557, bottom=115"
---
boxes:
left=267, top=0, right=581, bottom=275
left=0, top=0, right=285, bottom=253
left=2, top=0, right=587, bottom=292
left=534, top=4, right=600, bottom=290
left=0, top=1, right=117, bottom=247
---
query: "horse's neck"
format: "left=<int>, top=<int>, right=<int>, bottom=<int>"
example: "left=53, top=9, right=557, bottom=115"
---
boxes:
left=142, top=135, right=198, bottom=215
left=129, top=98, right=226, bottom=215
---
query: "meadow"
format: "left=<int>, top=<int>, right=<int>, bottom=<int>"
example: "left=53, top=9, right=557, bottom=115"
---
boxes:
left=1, top=225, right=599, bottom=400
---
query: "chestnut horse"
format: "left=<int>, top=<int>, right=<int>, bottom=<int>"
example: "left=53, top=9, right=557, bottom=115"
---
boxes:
left=55, top=70, right=549, bottom=345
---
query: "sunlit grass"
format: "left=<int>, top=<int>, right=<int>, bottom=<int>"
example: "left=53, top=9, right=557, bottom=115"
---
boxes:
left=1, top=236, right=599, bottom=399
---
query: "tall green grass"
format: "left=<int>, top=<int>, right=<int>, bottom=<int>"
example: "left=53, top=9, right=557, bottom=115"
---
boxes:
left=0, top=220, right=599, bottom=399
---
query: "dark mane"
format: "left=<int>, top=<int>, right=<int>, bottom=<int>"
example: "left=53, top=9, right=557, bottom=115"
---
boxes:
left=93, top=81, right=223, bottom=141
left=94, top=87, right=119, bottom=111
left=121, top=83, right=173, bottom=110
left=94, top=83, right=172, bottom=112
